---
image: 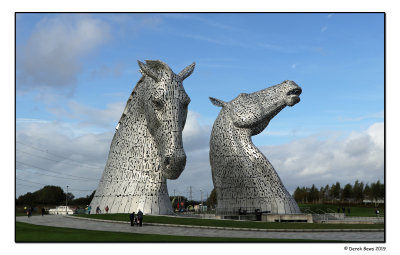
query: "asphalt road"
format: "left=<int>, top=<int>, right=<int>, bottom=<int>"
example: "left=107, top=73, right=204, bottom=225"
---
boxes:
left=16, top=215, right=384, bottom=242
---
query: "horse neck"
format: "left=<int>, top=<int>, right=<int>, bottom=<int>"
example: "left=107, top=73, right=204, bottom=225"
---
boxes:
left=210, top=109, right=253, bottom=154
left=115, top=97, right=163, bottom=183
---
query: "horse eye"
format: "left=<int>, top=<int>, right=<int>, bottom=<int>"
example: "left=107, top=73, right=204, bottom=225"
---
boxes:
left=152, top=99, right=163, bottom=109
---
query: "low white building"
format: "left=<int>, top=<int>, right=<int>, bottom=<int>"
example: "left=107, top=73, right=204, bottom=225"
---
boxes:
left=363, top=199, right=385, bottom=204
left=48, top=206, right=74, bottom=215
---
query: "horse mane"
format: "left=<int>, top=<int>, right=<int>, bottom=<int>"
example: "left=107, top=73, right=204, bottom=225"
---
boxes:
left=116, top=60, right=173, bottom=125
left=115, top=75, right=145, bottom=130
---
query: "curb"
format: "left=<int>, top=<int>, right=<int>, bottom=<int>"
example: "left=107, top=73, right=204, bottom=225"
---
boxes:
left=64, top=215, right=384, bottom=232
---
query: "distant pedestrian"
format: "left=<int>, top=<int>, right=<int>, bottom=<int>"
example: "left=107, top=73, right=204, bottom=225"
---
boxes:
left=105, top=206, right=109, bottom=213
left=137, top=210, right=143, bottom=227
left=87, top=205, right=91, bottom=214
left=342, top=207, right=345, bottom=213
left=27, top=207, right=32, bottom=218
left=96, top=206, right=100, bottom=214
left=130, top=212, right=135, bottom=226
left=41, top=207, right=45, bottom=216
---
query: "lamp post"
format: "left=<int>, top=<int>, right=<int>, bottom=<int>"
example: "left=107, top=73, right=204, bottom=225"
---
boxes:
left=200, top=189, right=203, bottom=205
left=66, top=185, right=69, bottom=215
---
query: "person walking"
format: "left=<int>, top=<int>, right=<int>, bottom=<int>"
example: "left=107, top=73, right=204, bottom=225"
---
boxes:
left=137, top=210, right=143, bottom=227
left=41, top=207, right=45, bottom=216
left=105, top=206, right=109, bottom=213
left=87, top=205, right=91, bottom=214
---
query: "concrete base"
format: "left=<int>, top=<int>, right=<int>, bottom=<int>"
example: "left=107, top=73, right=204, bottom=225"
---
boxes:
left=222, top=215, right=257, bottom=221
left=217, top=213, right=313, bottom=223
left=262, top=214, right=313, bottom=223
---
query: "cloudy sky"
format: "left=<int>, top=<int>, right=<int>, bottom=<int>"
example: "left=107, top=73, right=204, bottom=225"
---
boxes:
left=15, top=13, right=384, bottom=200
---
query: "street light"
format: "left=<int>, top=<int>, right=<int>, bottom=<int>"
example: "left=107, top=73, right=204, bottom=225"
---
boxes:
left=66, top=185, right=69, bottom=215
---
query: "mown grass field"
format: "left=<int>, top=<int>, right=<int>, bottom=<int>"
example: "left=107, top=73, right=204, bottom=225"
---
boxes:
left=74, top=214, right=384, bottom=230
left=298, top=203, right=384, bottom=217
left=15, top=222, right=317, bottom=242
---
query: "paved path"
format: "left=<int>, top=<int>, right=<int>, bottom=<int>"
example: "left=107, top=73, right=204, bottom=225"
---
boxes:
left=16, top=215, right=384, bottom=242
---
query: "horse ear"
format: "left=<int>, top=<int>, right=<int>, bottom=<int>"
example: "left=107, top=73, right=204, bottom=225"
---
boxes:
left=209, top=97, right=226, bottom=107
left=178, top=62, right=195, bottom=80
left=138, top=60, right=160, bottom=82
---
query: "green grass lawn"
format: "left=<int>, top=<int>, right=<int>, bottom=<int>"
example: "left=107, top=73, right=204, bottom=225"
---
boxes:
left=74, top=214, right=384, bottom=230
left=15, top=222, right=317, bottom=242
left=298, top=204, right=385, bottom=217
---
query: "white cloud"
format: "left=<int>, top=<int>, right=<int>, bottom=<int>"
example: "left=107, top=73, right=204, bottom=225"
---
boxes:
left=183, top=111, right=211, bottom=151
left=321, top=26, right=328, bottom=32
left=163, top=14, right=237, bottom=31
left=17, top=15, right=110, bottom=89
left=16, top=98, right=384, bottom=201
left=47, top=100, right=126, bottom=132
left=90, top=63, right=126, bottom=79
left=16, top=120, right=113, bottom=198
left=338, top=111, right=384, bottom=122
left=260, top=122, right=384, bottom=193
left=181, top=33, right=227, bottom=46
left=15, top=110, right=213, bottom=200
left=16, top=118, right=50, bottom=124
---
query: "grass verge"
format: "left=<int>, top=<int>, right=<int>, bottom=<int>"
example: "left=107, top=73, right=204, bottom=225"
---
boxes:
left=74, top=214, right=384, bottom=230
left=15, top=222, right=316, bottom=242
left=298, top=204, right=384, bottom=217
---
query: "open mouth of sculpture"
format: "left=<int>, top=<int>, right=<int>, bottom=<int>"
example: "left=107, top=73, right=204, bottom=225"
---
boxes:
left=285, top=88, right=302, bottom=106
left=287, top=88, right=302, bottom=97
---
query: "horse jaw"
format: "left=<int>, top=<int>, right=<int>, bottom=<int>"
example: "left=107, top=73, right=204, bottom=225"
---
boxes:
left=162, top=149, right=187, bottom=180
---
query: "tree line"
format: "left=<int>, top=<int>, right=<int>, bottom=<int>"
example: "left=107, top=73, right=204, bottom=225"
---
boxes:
left=293, top=180, right=384, bottom=204
left=18, top=180, right=383, bottom=208
left=16, top=185, right=95, bottom=206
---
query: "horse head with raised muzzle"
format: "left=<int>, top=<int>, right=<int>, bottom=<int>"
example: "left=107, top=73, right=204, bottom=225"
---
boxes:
left=210, top=80, right=302, bottom=136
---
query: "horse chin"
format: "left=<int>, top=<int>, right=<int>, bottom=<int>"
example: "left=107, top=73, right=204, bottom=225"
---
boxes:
left=162, top=155, right=186, bottom=180
left=163, top=165, right=185, bottom=180
left=285, top=95, right=300, bottom=107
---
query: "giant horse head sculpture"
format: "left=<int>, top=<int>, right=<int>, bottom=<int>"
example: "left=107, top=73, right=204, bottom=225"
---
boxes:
left=208, top=80, right=302, bottom=215
left=136, top=60, right=195, bottom=179
left=90, top=60, right=195, bottom=214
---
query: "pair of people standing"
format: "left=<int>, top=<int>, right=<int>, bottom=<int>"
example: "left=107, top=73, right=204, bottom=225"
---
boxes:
left=130, top=210, right=143, bottom=227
